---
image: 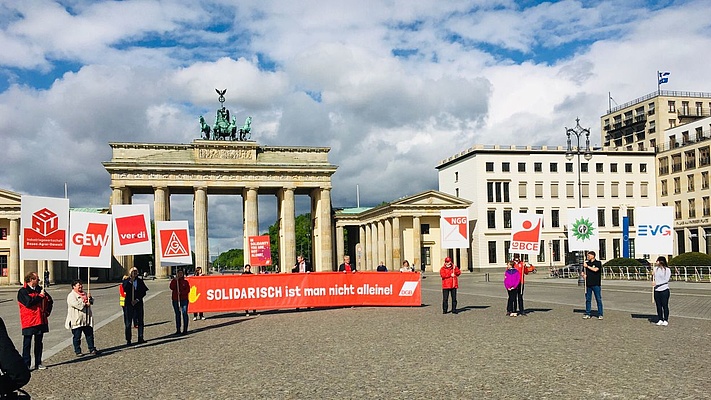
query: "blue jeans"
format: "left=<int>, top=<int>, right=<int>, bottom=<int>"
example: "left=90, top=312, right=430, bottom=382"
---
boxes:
left=71, top=326, right=96, bottom=354
left=585, top=285, right=603, bottom=317
left=172, top=299, right=189, bottom=332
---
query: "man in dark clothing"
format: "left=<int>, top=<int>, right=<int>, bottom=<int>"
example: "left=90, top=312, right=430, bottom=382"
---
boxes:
left=338, top=255, right=356, bottom=273
left=292, top=255, right=312, bottom=273
left=0, top=317, right=31, bottom=396
left=17, top=272, right=52, bottom=370
left=582, top=250, right=604, bottom=320
left=376, top=261, right=387, bottom=272
left=122, top=268, right=149, bottom=345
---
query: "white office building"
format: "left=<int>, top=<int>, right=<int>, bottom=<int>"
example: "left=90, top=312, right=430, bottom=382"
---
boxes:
left=437, top=144, right=657, bottom=271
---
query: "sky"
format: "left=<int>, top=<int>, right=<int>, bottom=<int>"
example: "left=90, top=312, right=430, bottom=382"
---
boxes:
left=2, top=0, right=711, bottom=256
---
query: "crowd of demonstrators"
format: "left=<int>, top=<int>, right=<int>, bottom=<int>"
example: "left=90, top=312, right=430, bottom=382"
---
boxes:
left=170, top=269, right=190, bottom=335
left=440, top=257, right=461, bottom=314
left=192, top=267, right=206, bottom=321
left=17, top=272, right=52, bottom=371
left=122, top=268, right=149, bottom=345
left=504, top=261, right=522, bottom=317
left=0, top=317, right=31, bottom=397
left=65, top=280, right=99, bottom=357
left=653, top=256, right=672, bottom=326
left=582, top=251, right=604, bottom=320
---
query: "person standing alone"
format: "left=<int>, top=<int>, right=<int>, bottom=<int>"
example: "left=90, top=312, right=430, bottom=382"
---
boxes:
left=440, top=257, right=461, bottom=314
left=170, top=269, right=190, bottom=335
left=582, top=251, right=603, bottom=320
left=653, top=256, right=671, bottom=326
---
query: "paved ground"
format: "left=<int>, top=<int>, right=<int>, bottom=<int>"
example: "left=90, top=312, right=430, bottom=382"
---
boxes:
left=1, top=273, right=710, bottom=399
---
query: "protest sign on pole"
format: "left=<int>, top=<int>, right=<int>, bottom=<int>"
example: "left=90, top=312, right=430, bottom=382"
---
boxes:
left=21, top=195, right=69, bottom=260
left=156, top=220, right=193, bottom=265
left=112, top=204, right=152, bottom=256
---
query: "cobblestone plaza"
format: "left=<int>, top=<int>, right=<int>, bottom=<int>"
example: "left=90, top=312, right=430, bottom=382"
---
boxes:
left=2, top=274, right=710, bottom=399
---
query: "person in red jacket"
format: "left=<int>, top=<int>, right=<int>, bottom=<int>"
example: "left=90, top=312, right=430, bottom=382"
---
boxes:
left=440, top=257, right=461, bottom=314
left=512, top=256, right=530, bottom=315
left=170, top=268, right=191, bottom=335
left=17, top=272, right=52, bottom=370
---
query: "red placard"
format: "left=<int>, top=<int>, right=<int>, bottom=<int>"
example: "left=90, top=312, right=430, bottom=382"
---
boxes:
left=248, top=235, right=272, bottom=266
left=187, top=272, right=422, bottom=313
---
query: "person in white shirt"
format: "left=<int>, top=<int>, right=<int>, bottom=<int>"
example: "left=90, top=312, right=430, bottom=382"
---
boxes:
left=653, top=256, right=672, bottom=326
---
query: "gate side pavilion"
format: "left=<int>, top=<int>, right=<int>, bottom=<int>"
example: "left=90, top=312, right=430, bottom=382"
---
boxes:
left=335, top=190, right=472, bottom=273
left=104, top=140, right=337, bottom=278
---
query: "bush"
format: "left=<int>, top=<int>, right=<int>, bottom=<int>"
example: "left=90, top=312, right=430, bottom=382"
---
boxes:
left=603, top=258, right=642, bottom=267
left=668, top=252, right=711, bottom=266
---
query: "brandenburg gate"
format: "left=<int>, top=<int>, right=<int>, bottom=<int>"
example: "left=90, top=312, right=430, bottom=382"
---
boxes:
left=103, top=140, right=337, bottom=277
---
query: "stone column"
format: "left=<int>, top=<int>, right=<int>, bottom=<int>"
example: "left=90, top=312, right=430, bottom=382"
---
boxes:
left=47, top=260, right=57, bottom=285
left=460, top=246, right=470, bottom=272
left=413, top=215, right=422, bottom=271
left=243, top=187, right=259, bottom=262
left=364, top=224, right=372, bottom=271
left=279, top=187, right=296, bottom=272
left=194, top=187, right=209, bottom=273
left=9, top=218, right=20, bottom=284
left=111, top=186, right=128, bottom=276
left=377, top=220, right=385, bottom=268
left=154, top=186, right=169, bottom=278
left=358, top=225, right=366, bottom=271
left=392, top=216, right=401, bottom=270
left=371, top=223, right=378, bottom=270
left=384, top=219, right=393, bottom=272
left=319, top=187, right=333, bottom=271
left=336, top=225, right=345, bottom=267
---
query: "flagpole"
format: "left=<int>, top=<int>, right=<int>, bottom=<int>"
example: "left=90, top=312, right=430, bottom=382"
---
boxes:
left=657, top=71, right=660, bottom=95
left=608, top=92, right=611, bottom=113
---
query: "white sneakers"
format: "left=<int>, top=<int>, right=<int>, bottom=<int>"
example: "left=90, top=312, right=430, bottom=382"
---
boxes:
left=656, top=320, right=669, bottom=326
left=193, top=317, right=197, bottom=321
left=582, top=315, right=591, bottom=319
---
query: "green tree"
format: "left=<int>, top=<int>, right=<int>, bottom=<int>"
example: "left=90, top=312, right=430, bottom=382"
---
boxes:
left=215, top=248, right=244, bottom=269
left=266, top=213, right=313, bottom=268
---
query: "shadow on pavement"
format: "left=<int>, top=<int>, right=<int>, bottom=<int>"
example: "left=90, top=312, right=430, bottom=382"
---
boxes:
left=144, top=321, right=169, bottom=328
left=456, top=305, right=490, bottom=313
left=523, top=308, right=552, bottom=313
left=630, top=313, right=657, bottom=322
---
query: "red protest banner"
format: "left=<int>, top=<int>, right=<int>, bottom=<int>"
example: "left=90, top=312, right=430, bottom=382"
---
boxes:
left=187, top=272, right=422, bottom=313
left=248, top=235, right=272, bottom=266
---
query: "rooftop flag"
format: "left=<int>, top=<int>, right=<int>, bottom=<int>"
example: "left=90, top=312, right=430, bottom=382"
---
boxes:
left=658, top=71, right=670, bottom=85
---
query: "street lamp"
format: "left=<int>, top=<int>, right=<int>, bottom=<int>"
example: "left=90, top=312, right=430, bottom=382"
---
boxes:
left=565, top=118, right=592, bottom=286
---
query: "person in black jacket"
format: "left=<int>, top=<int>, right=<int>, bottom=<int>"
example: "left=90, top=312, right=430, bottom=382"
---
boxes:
left=0, top=317, right=31, bottom=396
left=122, top=268, right=149, bottom=345
left=291, top=255, right=312, bottom=273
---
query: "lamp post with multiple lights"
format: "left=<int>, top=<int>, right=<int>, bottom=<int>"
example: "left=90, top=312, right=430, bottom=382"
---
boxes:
left=565, top=118, right=592, bottom=286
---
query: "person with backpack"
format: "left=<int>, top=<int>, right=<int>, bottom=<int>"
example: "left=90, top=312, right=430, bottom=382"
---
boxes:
left=17, top=272, right=52, bottom=370
left=504, top=261, right=521, bottom=317
left=0, top=317, right=31, bottom=397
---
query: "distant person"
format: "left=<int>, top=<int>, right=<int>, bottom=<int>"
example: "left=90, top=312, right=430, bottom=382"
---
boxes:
left=440, top=257, right=461, bottom=314
left=376, top=261, right=388, bottom=272
left=399, top=260, right=413, bottom=272
left=292, top=255, right=312, bottom=273
left=192, top=267, right=206, bottom=321
left=242, top=265, right=255, bottom=316
left=43, top=268, right=50, bottom=288
left=17, top=272, right=52, bottom=370
left=338, top=255, right=356, bottom=273
left=582, top=251, right=603, bottom=320
left=65, top=280, right=99, bottom=356
left=504, top=261, right=521, bottom=317
left=170, top=269, right=190, bottom=335
left=653, top=256, right=672, bottom=326
left=0, top=317, right=31, bottom=396
left=122, top=268, right=148, bottom=345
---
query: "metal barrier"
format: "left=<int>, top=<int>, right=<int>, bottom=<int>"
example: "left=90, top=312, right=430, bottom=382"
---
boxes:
left=601, top=266, right=711, bottom=282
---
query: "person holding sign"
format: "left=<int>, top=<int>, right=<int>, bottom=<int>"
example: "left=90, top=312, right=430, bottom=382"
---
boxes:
left=170, top=269, right=191, bottom=335
left=65, top=280, right=99, bottom=356
left=653, top=256, right=671, bottom=326
left=17, top=272, right=52, bottom=370
left=122, top=268, right=149, bottom=345
left=582, top=251, right=603, bottom=320
left=440, top=257, right=461, bottom=314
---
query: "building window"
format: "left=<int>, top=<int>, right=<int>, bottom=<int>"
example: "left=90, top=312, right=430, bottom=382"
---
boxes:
left=502, top=162, right=510, bottom=172
left=597, top=182, right=605, bottom=198
left=627, top=208, right=635, bottom=226
left=641, top=182, right=648, bottom=198
left=421, top=224, right=430, bottom=234
left=599, top=239, right=607, bottom=260
left=552, top=240, right=561, bottom=262
left=566, top=182, right=574, bottom=198
left=486, top=162, right=494, bottom=172
left=669, top=119, right=677, bottom=129
left=674, top=177, right=681, bottom=194
left=582, top=182, right=590, bottom=198
left=488, top=241, right=497, bottom=264
left=487, top=181, right=510, bottom=203
left=686, top=150, right=696, bottom=170
left=688, top=174, right=695, bottom=192
left=551, top=183, right=559, bottom=198
left=703, top=172, right=709, bottom=189
left=581, top=163, right=589, bottom=173
left=661, top=180, right=668, bottom=196
left=610, top=163, right=618, bottom=173
left=550, top=163, right=558, bottom=172
left=534, top=162, right=542, bottom=172
left=668, top=101, right=676, bottom=112
left=535, top=183, right=543, bottom=198
left=612, top=209, right=620, bottom=227
left=700, top=146, right=710, bottom=166
left=537, top=240, right=545, bottom=263
left=519, top=182, right=527, bottom=198
left=626, top=182, right=634, bottom=197
left=611, top=182, right=619, bottom=198
left=0, top=228, right=6, bottom=240
left=596, top=163, right=603, bottom=173
left=454, top=172, right=458, bottom=183
left=648, top=102, right=655, bottom=115
left=503, top=209, right=512, bottom=229
left=455, top=188, right=459, bottom=197
left=613, top=238, right=621, bottom=258
left=671, top=154, right=682, bottom=172
left=519, top=208, right=528, bottom=214
left=535, top=209, right=544, bottom=227
left=659, top=157, right=669, bottom=175
left=625, top=163, right=632, bottom=173
left=487, top=210, right=496, bottom=229
left=675, top=201, right=682, bottom=219
left=504, top=241, right=511, bottom=263
left=703, top=197, right=710, bottom=217
left=689, top=199, right=697, bottom=218
left=565, top=163, right=573, bottom=173
left=518, top=162, right=526, bottom=172
left=551, top=209, right=560, bottom=228
left=598, top=208, right=605, bottom=227
left=0, top=255, right=7, bottom=277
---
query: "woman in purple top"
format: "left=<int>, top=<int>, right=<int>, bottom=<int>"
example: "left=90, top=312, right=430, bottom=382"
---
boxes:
left=504, top=261, right=521, bottom=317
